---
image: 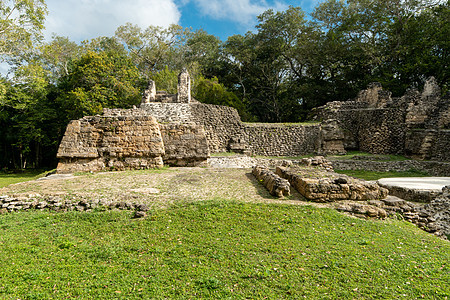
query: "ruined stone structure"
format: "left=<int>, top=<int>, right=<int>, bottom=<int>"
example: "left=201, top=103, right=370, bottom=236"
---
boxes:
left=276, top=166, right=389, bottom=203
left=313, top=77, right=450, bottom=161
left=57, top=69, right=344, bottom=173
left=57, top=115, right=165, bottom=173
left=57, top=71, right=448, bottom=174
left=252, top=165, right=290, bottom=198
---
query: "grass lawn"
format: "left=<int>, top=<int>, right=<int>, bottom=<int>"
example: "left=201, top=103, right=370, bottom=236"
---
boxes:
left=0, top=170, right=50, bottom=188
left=330, top=151, right=411, bottom=162
left=0, top=200, right=448, bottom=299
left=335, top=169, right=430, bottom=181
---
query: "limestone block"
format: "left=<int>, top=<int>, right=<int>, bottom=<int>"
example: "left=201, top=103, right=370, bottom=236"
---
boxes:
left=253, top=166, right=290, bottom=198
left=276, top=166, right=388, bottom=203
left=160, top=122, right=210, bottom=167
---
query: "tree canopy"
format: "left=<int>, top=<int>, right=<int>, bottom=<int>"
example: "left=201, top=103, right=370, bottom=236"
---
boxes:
left=0, top=0, right=47, bottom=61
left=0, top=0, right=448, bottom=170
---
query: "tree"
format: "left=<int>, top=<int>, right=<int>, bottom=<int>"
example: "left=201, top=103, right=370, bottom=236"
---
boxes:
left=0, top=62, right=61, bottom=169
left=115, top=23, right=189, bottom=77
left=57, top=50, right=145, bottom=120
left=312, top=0, right=447, bottom=95
left=193, top=76, right=252, bottom=121
left=0, top=0, right=47, bottom=61
left=184, top=29, right=222, bottom=77
left=39, top=35, right=83, bottom=80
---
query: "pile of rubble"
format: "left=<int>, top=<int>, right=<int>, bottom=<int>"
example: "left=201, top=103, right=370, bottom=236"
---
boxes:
left=0, top=195, right=150, bottom=218
left=275, top=166, right=388, bottom=202
left=252, top=166, right=290, bottom=197
left=335, top=196, right=448, bottom=239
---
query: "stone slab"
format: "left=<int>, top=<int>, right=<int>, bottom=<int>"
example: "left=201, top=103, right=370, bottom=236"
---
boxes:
left=377, top=177, right=450, bottom=191
left=377, top=177, right=450, bottom=203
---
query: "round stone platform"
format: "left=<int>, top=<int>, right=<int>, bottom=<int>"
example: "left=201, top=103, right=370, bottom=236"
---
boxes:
left=377, top=177, right=450, bottom=202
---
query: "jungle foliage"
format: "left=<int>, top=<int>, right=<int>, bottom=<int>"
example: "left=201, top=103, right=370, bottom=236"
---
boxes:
left=0, top=0, right=448, bottom=169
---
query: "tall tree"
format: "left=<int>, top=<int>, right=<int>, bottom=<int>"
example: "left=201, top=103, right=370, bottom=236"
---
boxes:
left=115, top=23, right=189, bottom=77
left=0, top=0, right=47, bottom=61
left=57, top=50, right=145, bottom=120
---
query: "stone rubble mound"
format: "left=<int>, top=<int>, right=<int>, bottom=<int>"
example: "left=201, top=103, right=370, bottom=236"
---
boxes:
left=252, top=166, right=290, bottom=198
left=419, top=185, right=450, bottom=238
left=276, top=166, right=388, bottom=203
left=335, top=195, right=448, bottom=239
left=0, top=195, right=150, bottom=218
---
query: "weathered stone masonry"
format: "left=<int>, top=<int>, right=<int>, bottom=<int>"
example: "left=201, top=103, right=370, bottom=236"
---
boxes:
left=313, top=78, right=450, bottom=161
left=57, top=115, right=165, bottom=173
left=57, top=70, right=448, bottom=174
left=57, top=69, right=342, bottom=173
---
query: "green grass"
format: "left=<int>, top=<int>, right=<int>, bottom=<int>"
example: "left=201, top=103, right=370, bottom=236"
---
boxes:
left=0, top=200, right=448, bottom=299
left=335, top=169, right=430, bottom=181
left=210, top=151, right=240, bottom=157
left=330, top=151, right=410, bottom=162
left=0, top=170, right=51, bottom=188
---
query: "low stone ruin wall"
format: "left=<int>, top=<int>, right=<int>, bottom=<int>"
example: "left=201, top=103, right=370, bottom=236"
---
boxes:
left=421, top=186, right=450, bottom=238
left=329, top=159, right=450, bottom=177
left=376, top=182, right=441, bottom=203
left=276, top=166, right=388, bottom=202
left=160, top=122, right=210, bottom=167
left=0, top=195, right=151, bottom=218
left=252, top=166, right=290, bottom=197
left=208, top=155, right=335, bottom=170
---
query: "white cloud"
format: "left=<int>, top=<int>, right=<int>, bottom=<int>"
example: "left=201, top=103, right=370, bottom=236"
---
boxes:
left=44, top=0, right=181, bottom=42
left=192, top=0, right=288, bottom=26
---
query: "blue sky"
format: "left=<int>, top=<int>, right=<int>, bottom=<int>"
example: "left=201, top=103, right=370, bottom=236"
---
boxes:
left=44, top=0, right=322, bottom=42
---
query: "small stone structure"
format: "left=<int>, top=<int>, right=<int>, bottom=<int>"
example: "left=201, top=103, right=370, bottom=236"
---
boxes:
left=142, top=80, right=156, bottom=104
left=177, top=68, right=191, bottom=103
left=276, top=166, right=388, bottom=203
left=252, top=165, right=290, bottom=197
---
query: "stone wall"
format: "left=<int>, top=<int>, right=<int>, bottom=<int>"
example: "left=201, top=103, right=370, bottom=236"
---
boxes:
left=160, top=122, right=210, bottom=167
left=312, top=78, right=450, bottom=161
left=137, top=102, right=325, bottom=157
left=190, top=103, right=243, bottom=152
left=329, top=158, right=450, bottom=177
left=57, top=115, right=165, bottom=173
left=242, top=123, right=321, bottom=156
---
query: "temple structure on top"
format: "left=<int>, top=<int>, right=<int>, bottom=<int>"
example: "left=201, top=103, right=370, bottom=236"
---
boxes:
left=141, top=68, right=192, bottom=104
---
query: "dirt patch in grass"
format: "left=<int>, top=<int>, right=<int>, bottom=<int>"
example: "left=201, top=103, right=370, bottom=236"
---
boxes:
left=0, top=167, right=318, bottom=210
